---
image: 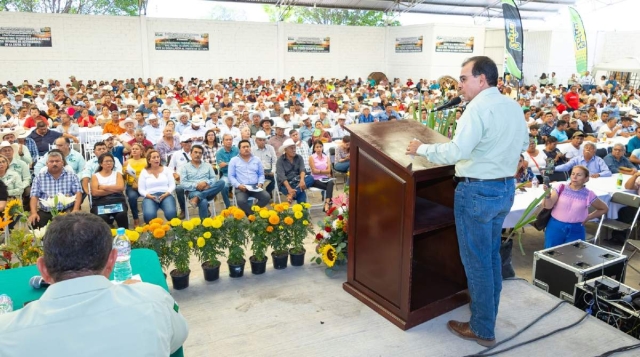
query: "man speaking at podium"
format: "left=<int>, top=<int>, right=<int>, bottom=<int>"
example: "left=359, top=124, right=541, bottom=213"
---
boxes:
left=406, top=56, right=528, bottom=346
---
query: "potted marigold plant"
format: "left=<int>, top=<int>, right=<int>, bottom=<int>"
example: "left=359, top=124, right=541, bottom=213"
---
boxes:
left=268, top=204, right=289, bottom=270
left=313, top=193, right=349, bottom=277
left=247, top=205, right=276, bottom=274
left=168, top=217, right=200, bottom=289
left=286, top=203, right=313, bottom=266
left=194, top=216, right=225, bottom=281
left=219, top=206, right=249, bottom=278
left=134, top=218, right=173, bottom=273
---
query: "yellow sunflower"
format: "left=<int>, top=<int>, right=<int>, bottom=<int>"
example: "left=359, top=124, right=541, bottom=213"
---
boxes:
left=4, top=199, right=22, bottom=219
left=321, top=244, right=337, bottom=268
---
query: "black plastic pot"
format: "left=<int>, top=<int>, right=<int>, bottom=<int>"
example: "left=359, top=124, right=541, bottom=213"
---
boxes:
left=250, top=255, right=268, bottom=275
left=170, top=269, right=191, bottom=290
left=202, top=262, right=221, bottom=282
left=228, top=260, right=246, bottom=278
left=271, top=251, right=288, bottom=270
left=289, top=248, right=306, bottom=267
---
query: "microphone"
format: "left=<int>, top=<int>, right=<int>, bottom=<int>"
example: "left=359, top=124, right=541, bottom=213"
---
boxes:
left=29, top=276, right=50, bottom=289
left=432, top=96, right=462, bottom=112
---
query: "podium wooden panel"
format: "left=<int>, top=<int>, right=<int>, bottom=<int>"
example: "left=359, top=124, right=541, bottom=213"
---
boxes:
left=343, top=120, right=469, bottom=330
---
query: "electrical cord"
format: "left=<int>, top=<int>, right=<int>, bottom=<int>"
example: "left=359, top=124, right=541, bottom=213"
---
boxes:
left=594, top=343, right=640, bottom=357
left=464, top=310, right=589, bottom=357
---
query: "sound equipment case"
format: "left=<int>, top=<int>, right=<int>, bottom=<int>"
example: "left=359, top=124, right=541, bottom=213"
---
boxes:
left=532, top=240, right=627, bottom=302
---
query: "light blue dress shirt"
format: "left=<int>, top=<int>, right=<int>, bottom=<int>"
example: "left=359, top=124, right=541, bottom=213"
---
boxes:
left=228, top=155, right=265, bottom=188
left=416, top=87, right=529, bottom=179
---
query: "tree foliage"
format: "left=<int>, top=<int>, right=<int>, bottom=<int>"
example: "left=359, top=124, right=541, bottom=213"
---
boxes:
left=263, top=5, right=400, bottom=27
left=0, top=0, right=139, bottom=16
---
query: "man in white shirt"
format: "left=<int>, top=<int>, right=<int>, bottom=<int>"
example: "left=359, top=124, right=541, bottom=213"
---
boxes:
left=142, top=114, right=163, bottom=145
left=407, top=56, right=528, bottom=347
left=168, top=134, right=193, bottom=219
left=0, top=212, right=188, bottom=356
left=181, top=116, right=206, bottom=145
left=560, top=131, right=585, bottom=159
left=160, top=94, right=179, bottom=113
left=331, top=114, right=349, bottom=140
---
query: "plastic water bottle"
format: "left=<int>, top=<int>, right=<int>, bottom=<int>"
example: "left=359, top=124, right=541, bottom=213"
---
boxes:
left=113, top=227, right=132, bottom=282
left=532, top=176, right=539, bottom=189
left=616, top=173, right=623, bottom=190
left=0, top=294, right=13, bottom=314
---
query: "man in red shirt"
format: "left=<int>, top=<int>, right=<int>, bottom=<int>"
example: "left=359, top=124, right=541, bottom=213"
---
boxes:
left=554, top=97, right=567, bottom=114
left=564, top=86, right=580, bottom=111
left=23, top=106, right=47, bottom=129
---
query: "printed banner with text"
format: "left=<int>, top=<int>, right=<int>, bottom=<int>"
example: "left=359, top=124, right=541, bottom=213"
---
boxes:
left=287, top=37, right=330, bottom=53
left=0, top=27, right=52, bottom=47
left=395, top=36, right=423, bottom=53
left=434, top=36, right=474, bottom=53
left=501, top=0, right=524, bottom=80
left=569, top=7, right=588, bottom=74
left=154, top=32, right=209, bottom=51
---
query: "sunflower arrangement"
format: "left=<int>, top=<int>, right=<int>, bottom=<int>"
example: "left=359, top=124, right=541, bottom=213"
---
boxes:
left=0, top=199, right=45, bottom=270
left=313, top=192, right=349, bottom=276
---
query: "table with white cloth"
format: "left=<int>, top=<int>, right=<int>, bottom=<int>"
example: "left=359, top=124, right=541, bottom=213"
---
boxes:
left=78, top=127, right=104, bottom=144
left=503, top=175, right=640, bottom=228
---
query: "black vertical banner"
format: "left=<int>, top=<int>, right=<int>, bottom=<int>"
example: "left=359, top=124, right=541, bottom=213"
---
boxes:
left=502, top=0, right=524, bottom=80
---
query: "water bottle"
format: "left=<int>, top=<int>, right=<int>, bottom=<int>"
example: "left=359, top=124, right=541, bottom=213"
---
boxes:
left=113, top=227, right=132, bottom=282
left=0, top=294, right=13, bottom=314
left=532, top=176, right=539, bottom=189
left=616, top=173, right=623, bottom=190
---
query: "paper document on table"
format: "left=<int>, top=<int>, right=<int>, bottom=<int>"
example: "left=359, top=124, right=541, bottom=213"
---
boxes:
left=246, top=185, right=263, bottom=192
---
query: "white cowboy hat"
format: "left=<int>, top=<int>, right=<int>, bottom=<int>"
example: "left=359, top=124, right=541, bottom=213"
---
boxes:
left=0, top=140, right=19, bottom=152
left=222, top=112, right=236, bottom=125
left=255, top=130, right=268, bottom=139
left=0, top=127, right=25, bottom=141
left=119, top=117, right=136, bottom=129
left=280, top=138, right=295, bottom=152
left=145, top=114, right=159, bottom=124
left=190, top=115, right=204, bottom=126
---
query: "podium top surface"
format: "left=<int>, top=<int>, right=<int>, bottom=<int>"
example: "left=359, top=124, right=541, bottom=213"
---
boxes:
left=346, top=120, right=452, bottom=174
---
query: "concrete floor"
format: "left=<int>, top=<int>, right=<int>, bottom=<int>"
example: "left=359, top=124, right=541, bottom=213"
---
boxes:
left=166, top=194, right=640, bottom=357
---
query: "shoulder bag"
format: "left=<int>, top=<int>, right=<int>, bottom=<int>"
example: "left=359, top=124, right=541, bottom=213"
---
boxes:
left=532, top=184, right=565, bottom=231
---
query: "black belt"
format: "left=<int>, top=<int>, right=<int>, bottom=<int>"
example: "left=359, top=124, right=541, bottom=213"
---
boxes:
left=453, top=176, right=514, bottom=183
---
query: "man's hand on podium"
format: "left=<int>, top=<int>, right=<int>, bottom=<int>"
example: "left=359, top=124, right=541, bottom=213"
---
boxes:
left=406, top=139, right=423, bottom=156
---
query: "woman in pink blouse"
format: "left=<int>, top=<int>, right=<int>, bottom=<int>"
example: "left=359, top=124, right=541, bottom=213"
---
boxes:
left=308, top=140, right=334, bottom=212
left=542, top=165, right=608, bottom=248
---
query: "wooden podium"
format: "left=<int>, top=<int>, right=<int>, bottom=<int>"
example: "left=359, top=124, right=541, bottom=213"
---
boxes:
left=343, top=120, right=469, bottom=330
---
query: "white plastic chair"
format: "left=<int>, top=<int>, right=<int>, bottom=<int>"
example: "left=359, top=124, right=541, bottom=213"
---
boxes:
left=183, top=191, right=217, bottom=220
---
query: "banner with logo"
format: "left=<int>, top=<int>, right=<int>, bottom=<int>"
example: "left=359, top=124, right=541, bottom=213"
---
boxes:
left=501, top=0, right=523, bottom=80
left=395, top=36, right=423, bottom=53
left=434, top=36, right=474, bottom=53
left=0, top=27, right=52, bottom=47
left=154, top=32, right=209, bottom=51
left=569, top=7, right=588, bottom=74
left=287, top=37, right=330, bottom=53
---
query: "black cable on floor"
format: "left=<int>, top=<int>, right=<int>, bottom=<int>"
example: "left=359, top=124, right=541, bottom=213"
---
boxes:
left=464, top=312, right=589, bottom=357
left=594, top=343, right=640, bottom=357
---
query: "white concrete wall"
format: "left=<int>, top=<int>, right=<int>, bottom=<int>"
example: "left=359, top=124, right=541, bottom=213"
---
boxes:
left=0, top=11, right=633, bottom=85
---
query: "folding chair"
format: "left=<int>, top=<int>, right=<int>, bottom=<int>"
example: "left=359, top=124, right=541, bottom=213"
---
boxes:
left=596, top=192, right=640, bottom=273
left=183, top=191, right=217, bottom=220
left=585, top=205, right=605, bottom=245
left=329, top=147, right=348, bottom=188
left=307, top=187, right=326, bottom=210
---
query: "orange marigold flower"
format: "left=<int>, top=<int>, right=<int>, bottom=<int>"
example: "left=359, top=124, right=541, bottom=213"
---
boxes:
left=148, top=223, right=161, bottom=232
left=234, top=210, right=245, bottom=220
left=283, top=216, right=294, bottom=226
left=162, top=224, right=171, bottom=231
left=268, top=215, right=280, bottom=225
left=153, top=228, right=165, bottom=239
left=248, top=214, right=256, bottom=222
left=274, top=204, right=284, bottom=213
left=266, top=226, right=274, bottom=233
left=150, top=218, right=164, bottom=225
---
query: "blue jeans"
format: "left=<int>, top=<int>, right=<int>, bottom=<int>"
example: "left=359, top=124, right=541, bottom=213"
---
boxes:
left=544, top=216, right=585, bottom=248
left=279, top=175, right=315, bottom=203
left=175, top=187, right=186, bottom=214
left=454, top=179, right=515, bottom=340
left=219, top=175, right=231, bottom=208
left=125, top=185, right=141, bottom=219
left=142, top=193, right=177, bottom=223
left=334, top=161, right=350, bottom=172
left=187, top=181, right=225, bottom=219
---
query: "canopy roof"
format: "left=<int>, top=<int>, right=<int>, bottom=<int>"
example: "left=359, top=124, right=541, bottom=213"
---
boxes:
left=593, top=57, right=640, bottom=74
left=212, top=0, right=578, bottom=21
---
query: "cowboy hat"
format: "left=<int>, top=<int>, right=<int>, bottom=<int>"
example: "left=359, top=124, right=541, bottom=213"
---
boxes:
left=0, top=127, right=25, bottom=141
left=119, top=117, right=137, bottom=129
left=190, top=115, right=204, bottom=126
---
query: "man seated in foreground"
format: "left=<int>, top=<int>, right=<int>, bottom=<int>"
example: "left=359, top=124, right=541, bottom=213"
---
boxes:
left=229, top=139, right=270, bottom=216
left=0, top=212, right=189, bottom=355
left=604, top=143, right=637, bottom=174
left=554, top=142, right=612, bottom=178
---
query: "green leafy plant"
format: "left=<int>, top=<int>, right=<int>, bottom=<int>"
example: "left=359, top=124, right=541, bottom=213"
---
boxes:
left=506, top=187, right=552, bottom=254
left=193, top=217, right=225, bottom=268
left=219, top=207, right=249, bottom=265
